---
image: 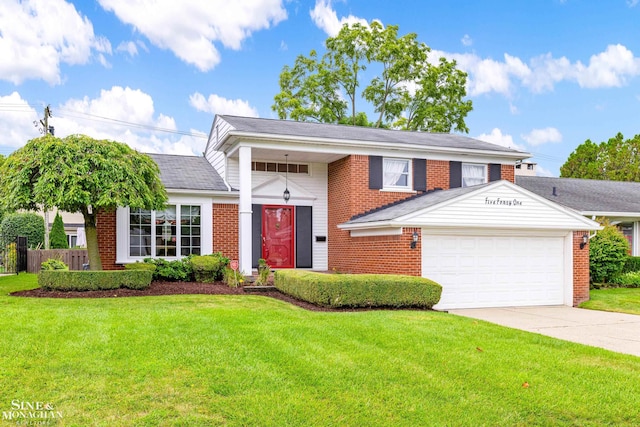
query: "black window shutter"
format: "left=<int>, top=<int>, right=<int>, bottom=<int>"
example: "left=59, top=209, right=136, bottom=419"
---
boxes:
left=449, top=161, right=462, bottom=188
left=295, top=206, right=313, bottom=268
left=369, top=156, right=383, bottom=189
left=489, top=164, right=502, bottom=182
left=413, top=158, right=427, bottom=192
left=252, top=204, right=262, bottom=269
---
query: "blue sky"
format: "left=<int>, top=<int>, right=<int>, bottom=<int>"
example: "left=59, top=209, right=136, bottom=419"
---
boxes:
left=1, top=0, right=640, bottom=176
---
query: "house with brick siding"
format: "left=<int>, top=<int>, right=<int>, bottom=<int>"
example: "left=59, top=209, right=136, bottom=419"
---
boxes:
left=98, top=115, right=600, bottom=309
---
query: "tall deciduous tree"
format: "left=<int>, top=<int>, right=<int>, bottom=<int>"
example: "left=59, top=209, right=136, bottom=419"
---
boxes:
left=272, top=22, right=472, bottom=132
left=561, top=133, right=640, bottom=181
left=0, top=134, right=167, bottom=270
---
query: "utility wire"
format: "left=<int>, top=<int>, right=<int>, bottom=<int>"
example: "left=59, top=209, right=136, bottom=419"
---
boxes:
left=56, top=108, right=207, bottom=138
left=0, top=102, right=207, bottom=139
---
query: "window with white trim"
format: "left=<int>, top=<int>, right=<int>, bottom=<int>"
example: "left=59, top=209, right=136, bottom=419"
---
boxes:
left=383, top=158, right=411, bottom=189
left=462, top=163, right=487, bottom=187
left=129, top=204, right=201, bottom=258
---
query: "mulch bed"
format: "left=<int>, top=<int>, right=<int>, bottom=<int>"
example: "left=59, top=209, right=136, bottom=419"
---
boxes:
left=10, top=281, right=432, bottom=312
left=9, top=281, right=342, bottom=312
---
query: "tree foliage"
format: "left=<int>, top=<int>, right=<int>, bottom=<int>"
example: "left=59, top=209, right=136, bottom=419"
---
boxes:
left=49, top=212, right=69, bottom=249
left=561, top=133, right=640, bottom=180
left=272, top=21, right=472, bottom=132
left=589, top=223, right=629, bottom=284
left=0, top=134, right=167, bottom=269
left=0, top=213, right=44, bottom=249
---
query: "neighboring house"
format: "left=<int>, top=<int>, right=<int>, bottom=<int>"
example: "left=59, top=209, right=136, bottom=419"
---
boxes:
left=96, top=115, right=600, bottom=310
left=37, top=210, right=86, bottom=247
left=514, top=161, right=537, bottom=176
left=517, top=176, right=640, bottom=255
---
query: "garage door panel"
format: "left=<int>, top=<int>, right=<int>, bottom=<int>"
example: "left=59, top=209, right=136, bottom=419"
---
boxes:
left=425, top=234, right=565, bottom=309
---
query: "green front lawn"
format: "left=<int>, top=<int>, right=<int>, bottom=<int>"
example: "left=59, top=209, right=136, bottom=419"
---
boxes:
left=1, top=274, right=640, bottom=426
left=580, top=287, right=640, bottom=315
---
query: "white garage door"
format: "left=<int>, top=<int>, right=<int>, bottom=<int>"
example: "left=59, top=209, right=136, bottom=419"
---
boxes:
left=423, top=234, right=565, bottom=309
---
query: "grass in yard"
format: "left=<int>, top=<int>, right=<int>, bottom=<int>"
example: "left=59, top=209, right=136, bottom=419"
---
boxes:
left=580, top=287, right=640, bottom=315
left=1, top=274, right=640, bottom=426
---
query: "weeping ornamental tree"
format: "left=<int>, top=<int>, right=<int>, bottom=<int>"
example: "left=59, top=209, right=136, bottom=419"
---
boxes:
left=0, top=134, right=167, bottom=270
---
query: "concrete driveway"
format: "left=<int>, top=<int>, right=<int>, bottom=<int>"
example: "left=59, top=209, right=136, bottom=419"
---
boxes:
left=448, top=306, right=640, bottom=358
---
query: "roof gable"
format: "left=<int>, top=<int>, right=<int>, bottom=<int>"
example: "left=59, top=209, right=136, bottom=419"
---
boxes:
left=252, top=175, right=316, bottom=202
left=342, top=180, right=600, bottom=231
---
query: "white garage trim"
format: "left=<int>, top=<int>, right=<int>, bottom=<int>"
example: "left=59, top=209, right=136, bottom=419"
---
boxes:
left=423, top=230, right=574, bottom=310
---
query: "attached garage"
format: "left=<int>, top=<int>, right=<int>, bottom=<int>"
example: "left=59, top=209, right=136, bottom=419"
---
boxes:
left=340, top=180, right=601, bottom=310
left=423, top=232, right=568, bottom=309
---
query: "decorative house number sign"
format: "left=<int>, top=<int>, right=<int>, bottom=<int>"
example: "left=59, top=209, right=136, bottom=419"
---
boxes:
left=484, top=197, right=523, bottom=206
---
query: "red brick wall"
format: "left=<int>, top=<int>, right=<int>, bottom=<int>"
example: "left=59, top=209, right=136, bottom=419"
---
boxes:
left=97, top=209, right=122, bottom=270
left=501, top=164, right=515, bottom=183
left=213, top=203, right=239, bottom=260
left=427, top=160, right=450, bottom=190
left=328, top=155, right=426, bottom=274
left=333, top=228, right=422, bottom=275
left=573, top=231, right=590, bottom=306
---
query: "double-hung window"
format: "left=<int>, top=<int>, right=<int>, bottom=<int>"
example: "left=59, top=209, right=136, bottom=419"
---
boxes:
left=129, top=204, right=201, bottom=258
left=383, top=158, right=411, bottom=190
left=461, top=163, right=487, bottom=187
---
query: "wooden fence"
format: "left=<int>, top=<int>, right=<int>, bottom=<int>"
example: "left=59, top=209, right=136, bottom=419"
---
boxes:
left=27, top=249, right=89, bottom=273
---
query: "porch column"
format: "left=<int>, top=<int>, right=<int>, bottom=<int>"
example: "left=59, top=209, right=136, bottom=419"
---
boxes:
left=238, top=146, right=253, bottom=274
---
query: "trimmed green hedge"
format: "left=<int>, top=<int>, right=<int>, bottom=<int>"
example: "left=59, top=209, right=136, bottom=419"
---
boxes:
left=622, top=256, right=640, bottom=274
left=191, top=253, right=229, bottom=283
left=610, top=271, right=640, bottom=288
left=274, top=270, right=442, bottom=309
left=124, top=262, right=157, bottom=272
left=39, top=270, right=153, bottom=291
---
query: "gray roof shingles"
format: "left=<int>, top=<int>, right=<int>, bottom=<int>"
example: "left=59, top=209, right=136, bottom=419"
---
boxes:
left=516, top=176, right=640, bottom=213
left=219, top=115, right=527, bottom=155
left=147, top=153, right=229, bottom=192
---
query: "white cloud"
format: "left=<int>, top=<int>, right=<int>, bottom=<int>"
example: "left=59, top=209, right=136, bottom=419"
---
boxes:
left=509, top=103, right=519, bottom=114
left=575, top=44, right=640, bottom=88
left=434, top=44, right=640, bottom=97
left=0, top=92, right=40, bottom=153
left=189, top=93, right=259, bottom=117
left=0, top=0, right=111, bottom=85
left=117, top=41, right=139, bottom=57
left=50, top=86, right=206, bottom=155
left=628, top=0, right=639, bottom=7
left=310, top=0, right=369, bottom=36
left=476, top=128, right=526, bottom=151
left=98, top=0, right=287, bottom=72
left=521, top=127, right=562, bottom=146
left=461, top=34, right=473, bottom=47
left=535, top=164, right=555, bottom=177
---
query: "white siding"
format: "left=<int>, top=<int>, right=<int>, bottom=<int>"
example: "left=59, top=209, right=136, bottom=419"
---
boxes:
left=406, top=184, right=593, bottom=230
left=208, top=151, right=226, bottom=182
left=205, top=118, right=234, bottom=179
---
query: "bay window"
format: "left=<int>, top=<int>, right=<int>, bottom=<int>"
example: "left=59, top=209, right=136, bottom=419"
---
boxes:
left=129, top=204, right=201, bottom=258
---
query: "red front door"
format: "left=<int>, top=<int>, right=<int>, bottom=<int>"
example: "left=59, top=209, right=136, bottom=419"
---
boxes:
left=262, top=206, right=295, bottom=268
